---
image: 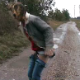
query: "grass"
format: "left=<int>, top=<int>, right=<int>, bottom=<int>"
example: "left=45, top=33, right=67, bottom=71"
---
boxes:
left=48, top=19, right=66, bottom=30
left=71, top=19, right=80, bottom=30
left=0, top=30, right=30, bottom=63
left=0, top=2, right=30, bottom=63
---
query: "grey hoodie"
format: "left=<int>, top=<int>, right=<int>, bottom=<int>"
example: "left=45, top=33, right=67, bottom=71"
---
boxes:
left=24, top=14, right=54, bottom=50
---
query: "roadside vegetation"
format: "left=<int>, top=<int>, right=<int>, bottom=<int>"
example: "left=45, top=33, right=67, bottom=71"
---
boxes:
left=0, top=2, right=30, bottom=63
left=0, top=0, right=70, bottom=63
left=71, top=19, right=80, bottom=30
left=48, top=8, right=70, bottom=21
left=48, top=19, right=66, bottom=30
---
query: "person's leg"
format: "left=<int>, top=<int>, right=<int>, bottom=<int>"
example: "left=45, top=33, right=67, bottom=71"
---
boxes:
left=28, top=54, right=37, bottom=80
left=32, top=57, right=46, bottom=80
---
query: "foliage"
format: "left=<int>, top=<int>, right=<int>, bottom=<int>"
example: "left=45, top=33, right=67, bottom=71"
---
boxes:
left=0, top=1, right=30, bottom=63
left=0, top=30, right=30, bottom=62
left=62, top=9, right=70, bottom=21
left=4, top=0, right=55, bottom=21
left=48, top=8, right=70, bottom=21
left=0, top=1, right=18, bottom=35
left=17, top=0, right=55, bottom=21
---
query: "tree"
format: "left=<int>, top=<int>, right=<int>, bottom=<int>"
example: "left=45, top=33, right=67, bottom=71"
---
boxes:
left=4, top=0, right=55, bottom=20
left=62, top=9, right=70, bottom=21
left=18, top=0, right=55, bottom=21
left=53, top=8, right=62, bottom=20
left=48, top=10, right=54, bottom=18
left=48, top=8, right=70, bottom=21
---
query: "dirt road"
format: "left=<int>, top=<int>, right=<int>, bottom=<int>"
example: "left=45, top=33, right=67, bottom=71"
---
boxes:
left=65, top=22, right=80, bottom=80
left=0, top=21, right=80, bottom=80
left=42, top=22, right=80, bottom=80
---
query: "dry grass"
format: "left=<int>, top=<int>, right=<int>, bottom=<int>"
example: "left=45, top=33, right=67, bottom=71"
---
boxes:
left=48, top=19, right=66, bottom=30
left=71, top=19, right=80, bottom=30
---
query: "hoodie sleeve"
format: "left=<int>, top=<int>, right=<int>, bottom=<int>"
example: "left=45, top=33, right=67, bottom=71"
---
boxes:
left=33, top=16, right=54, bottom=50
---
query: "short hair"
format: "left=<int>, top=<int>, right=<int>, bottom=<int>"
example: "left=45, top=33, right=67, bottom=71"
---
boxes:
left=13, top=2, right=26, bottom=17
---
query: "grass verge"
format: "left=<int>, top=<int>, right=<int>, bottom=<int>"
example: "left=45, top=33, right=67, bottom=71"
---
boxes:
left=0, top=30, right=30, bottom=63
left=48, top=19, right=66, bottom=30
left=71, top=19, right=80, bottom=30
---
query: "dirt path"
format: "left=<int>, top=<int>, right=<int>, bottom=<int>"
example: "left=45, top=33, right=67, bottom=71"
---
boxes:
left=0, top=22, right=80, bottom=80
left=0, top=47, right=35, bottom=80
left=64, top=22, right=80, bottom=80
left=42, top=22, right=80, bottom=80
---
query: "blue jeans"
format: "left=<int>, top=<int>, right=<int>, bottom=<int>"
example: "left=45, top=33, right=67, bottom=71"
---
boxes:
left=28, top=53, right=46, bottom=80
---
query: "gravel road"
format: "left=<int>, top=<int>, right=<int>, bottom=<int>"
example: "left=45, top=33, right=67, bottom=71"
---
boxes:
left=0, top=21, right=80, bottom=80
left=42, top=21, right=80, bottom=80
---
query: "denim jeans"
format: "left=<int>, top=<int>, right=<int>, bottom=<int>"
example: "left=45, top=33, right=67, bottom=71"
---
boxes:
left=28, top=53, right=46, bottom=80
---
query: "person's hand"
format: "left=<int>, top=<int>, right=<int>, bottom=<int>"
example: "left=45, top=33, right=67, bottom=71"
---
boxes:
left=44, top=48, right=55, bottom=58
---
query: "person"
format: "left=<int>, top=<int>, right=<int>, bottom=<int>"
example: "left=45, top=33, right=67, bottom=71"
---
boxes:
left=12, top=2, right=55, bottom=80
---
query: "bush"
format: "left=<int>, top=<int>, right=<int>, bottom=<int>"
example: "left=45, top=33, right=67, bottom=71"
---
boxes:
left=0, top=2, right=18, bottom=35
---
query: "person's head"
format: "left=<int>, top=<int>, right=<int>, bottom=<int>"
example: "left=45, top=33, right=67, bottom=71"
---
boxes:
left=12, top=2, right=26, bottom=22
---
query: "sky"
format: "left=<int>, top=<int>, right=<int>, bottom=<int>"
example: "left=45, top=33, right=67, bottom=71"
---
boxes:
left=53, top=0, right=80, bottom=18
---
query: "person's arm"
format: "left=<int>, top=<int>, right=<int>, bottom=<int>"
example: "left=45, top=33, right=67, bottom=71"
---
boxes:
left=33, top=16, right=55, bottom=57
